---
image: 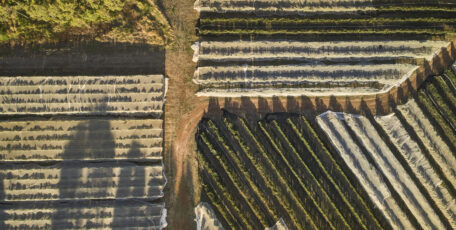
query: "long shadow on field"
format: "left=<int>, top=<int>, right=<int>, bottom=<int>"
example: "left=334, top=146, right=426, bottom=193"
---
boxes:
left=53, top=103, right=116, bottom=229
left=204, top=93, right=410, bottom=119
left=206, top=95, right=351, bottom=118
left=0, top=41, right=165, bottom=76
left=112, top=141, right=152, bottom=228
left=0, top=173, right=3, bottom=228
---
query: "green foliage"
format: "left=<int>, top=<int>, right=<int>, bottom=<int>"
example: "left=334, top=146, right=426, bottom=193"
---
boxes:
left=0, top=0, right=172, bottom=44
left=206, top=120, right=280, bottom=223
left=223, top=117, right=309, bottom=230
left=417, top=90, right=456, bottom=153
left=259, top=121, right=337, bottom=229
left=199, top=133, right=254, bottom=230
left=200, top=123, right=270, bottom=228
left=292, top=117, right=384, bottom=229
left=200, top=5, right=456, bottom=41
left=202, top=183, right=237, bottom=229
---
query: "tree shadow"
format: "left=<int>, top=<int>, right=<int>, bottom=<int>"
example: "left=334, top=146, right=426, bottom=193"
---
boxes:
left=53, top=102, right=116, bottom=228
left=286, top=96, right=300, bottom=114
left=315, top=97, right=328, bottom=114
left=375, top=96, right=386, bottom=115
left=112, top=141, right=148, bottom=228
left=345, top=97, right=358, bottom=114
left=0, top=173, right=3, bottom=228
left=300, top=95, right=314, bottom=112
left=271, top=96, right=285, bottom=113
left=240, top=96, right=259, bottom=120
left=258, top=97, right=271, bottom=115
left=206, top=97, right=221, bottom=118
left=388, top=93, right=397, bottom=109
left=329, top=96, right=343, bottom=112
left=359, top=99, right=373, bottom=118
left=0, top=41, right=165, bottom=76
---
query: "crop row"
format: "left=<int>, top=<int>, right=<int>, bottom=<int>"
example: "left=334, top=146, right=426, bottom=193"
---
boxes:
left=197, top=40, right=447, bottom=63
left=317, top=111, right=414, bottom=229
left=0, top=200, right=166, bottom=229
left=396, top=99, right=456, bottom=192
left=315, top=68, right=456, bottom=229
left=199, top=17, right=456, bottom=34
left=0, top=163, right=165, bottom=201
left=0, top=75, right=165, bottom=115
left=343, top=113, right=446, bottom=229
left=195, top=0, right=455, bottom=96
left=0, top=74, right=166, bottom=229
left=197, top=0, right=456, bottom=15
left=376, top=114, right=456, bottom=228
left=196, top=111, right=388, bottom=229
left=0, top=75, right=163, bottom=86
left=0, top=118, right=163, bottom=161
left=194, top=64, right=416, bottom=92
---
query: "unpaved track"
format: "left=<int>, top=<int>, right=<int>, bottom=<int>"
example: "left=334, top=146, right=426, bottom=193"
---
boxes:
left=160, top=0, right=201, bottom=229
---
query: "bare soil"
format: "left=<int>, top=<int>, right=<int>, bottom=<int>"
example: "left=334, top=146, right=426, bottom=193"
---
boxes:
left=160, top=0, right=201, bottom=229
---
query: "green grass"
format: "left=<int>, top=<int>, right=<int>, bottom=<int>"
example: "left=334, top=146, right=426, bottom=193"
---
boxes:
left=0, top=0, right=173, bottom=45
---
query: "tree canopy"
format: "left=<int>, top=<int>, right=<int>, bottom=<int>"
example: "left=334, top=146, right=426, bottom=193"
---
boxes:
left=0, top=0, right=173, bottom=45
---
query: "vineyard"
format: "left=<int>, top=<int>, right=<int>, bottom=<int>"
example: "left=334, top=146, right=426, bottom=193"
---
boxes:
left=196, top=64, right=456, bottom=229
left=0, top=200, right=166, bottom=229
left=0, top=74, right=167, bottom=229
left=0, top=75, right=166, bottom=115
left=193, top=0, right=456, bottom=97
left=317, top=66, right=456, bottom=229
left=196, top=111, right=390, bottom=229
left=0, top=119, right=163, bottom=161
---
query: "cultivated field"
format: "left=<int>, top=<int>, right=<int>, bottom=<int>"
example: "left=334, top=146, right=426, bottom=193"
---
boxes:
left=317, top=111, right=413, bottom=230
left=0, top=1, right=175, bottom=229
left=0, top=74, right=167, bottom=229
left=193, top=0, right=456, bottom=96
left=196, top=64, right=456, bottom=229
left=0, top=75, right=166, bottom=115
left=0, top=118, right=163, bottom=161
left=0, top=200, right=166, bottom=229
left=195, top=0, right=376, bottom=14
left=195, top=202, right=225, bottom=230
left=316, top=66, right=456, bottom=229
left=0, top=163, right=166, bottom=201
left=196, top=111, right=390, bottom=229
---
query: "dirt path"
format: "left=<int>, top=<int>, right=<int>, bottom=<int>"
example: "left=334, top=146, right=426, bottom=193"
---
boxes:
left=159, top=0, right=201, bottom=229
left=172, top=102, right=208, bottom=193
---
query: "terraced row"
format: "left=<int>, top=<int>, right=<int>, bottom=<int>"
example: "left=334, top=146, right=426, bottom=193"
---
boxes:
left=0, top=163, right=165, bottom=201
left=194, top=38, right=448, bottom=96
left=0, top=200, right=166, bottom=229
left=194, top=63, right=418, bottom=88
left=0, top=118, right=163, bottom=161
left=0, top=75, right=166, bottom=115
left=194, top=0, right=455, bottom=97
left=0, top=73, right=167, bottom=229
left=195, top=0, right=376, bottom=14
left=193, top=39, right=449, bottom=96
left=196, top=40, right=447, bottom=63
left=196, top=0, right=456, bottom=15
